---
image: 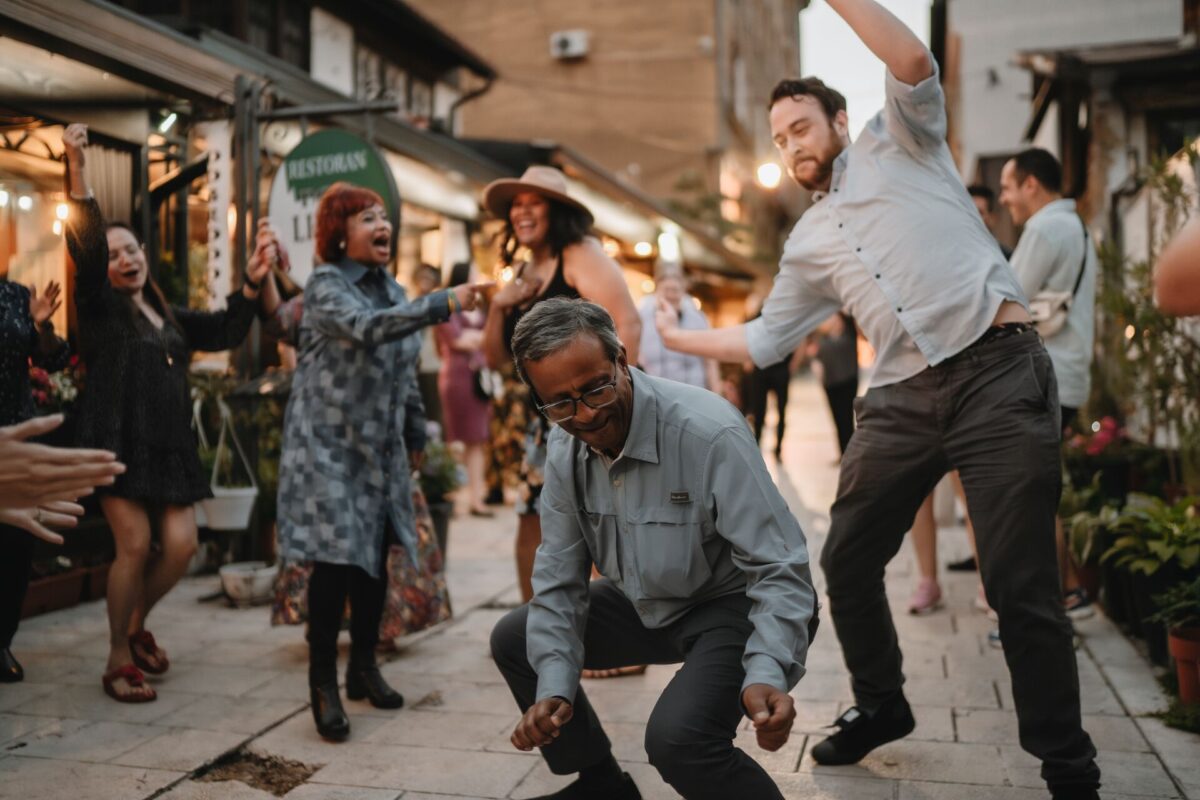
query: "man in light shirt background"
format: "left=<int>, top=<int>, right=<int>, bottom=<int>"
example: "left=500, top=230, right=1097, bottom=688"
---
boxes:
left=655, top=0, right=1100, bottom=796
left=636, top=270, right=720, bottom=392
left=1000, top=147, right=1098, bottom=622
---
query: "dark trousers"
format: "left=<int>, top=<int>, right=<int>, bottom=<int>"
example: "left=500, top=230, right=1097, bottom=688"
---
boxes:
left=490, top=580, right=784, bottom=800
left=306, top=560, right=387, bottom=687
left=821, top=330, right=1099, bottom=790
left=1, top=524, right=34, bottom=648
left=822, top=378, right=858, bottom=455
left=748, top=363, right=791, bottom=450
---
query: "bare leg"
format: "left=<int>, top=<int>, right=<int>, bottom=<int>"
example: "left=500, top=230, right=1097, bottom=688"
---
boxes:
left=908, top=493, right=942, bottom=613
left=135, top=504, right=198, bottom=627
left=910, top=494, right=938, bottom=581
left=1056, top=517, right=1078, bottom=593
left=516, top=513, right=541, bottom=603
left=100, top=495, right=155, bottom=700
left=465, top=443, right=488, bottom=513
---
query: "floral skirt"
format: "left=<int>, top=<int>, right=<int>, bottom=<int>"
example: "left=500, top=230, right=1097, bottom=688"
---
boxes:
left=270, top=486, right=452, bottom=639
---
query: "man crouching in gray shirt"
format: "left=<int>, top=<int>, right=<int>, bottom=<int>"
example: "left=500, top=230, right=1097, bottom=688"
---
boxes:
left=490, top=297, right=817, bottom=800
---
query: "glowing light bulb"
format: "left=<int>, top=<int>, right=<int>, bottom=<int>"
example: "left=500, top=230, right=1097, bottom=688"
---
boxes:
left=756, top=162, right=782, bottom=189
left=17, top=195, right=33, bottom=211
left=0, top=190, right=8, bottom=208
left=500, top=266, right=514, bottom=284
left=1124, top=324, right=1135, bottom=340
left=52, top=220, right=63, bottom=235
left=633, top=241, right=653, bottom=258
left=56, top=202, right=69, bottom=220
left=641, top=279, right=655, bottom=294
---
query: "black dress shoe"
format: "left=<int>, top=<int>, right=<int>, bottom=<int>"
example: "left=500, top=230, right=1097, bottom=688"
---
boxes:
left=811, top=691, right=915, bottom=765
left=527, top=772, right=642, bottom=799
left=946, top=555, right=977, bottom=572
left=310, top=682, right=350, bottom=741
left=0, top=648, right=23, bottom=683
left=1051, top=787, right=1100, bottom=800
left=345, top=664, right=404, bottom=709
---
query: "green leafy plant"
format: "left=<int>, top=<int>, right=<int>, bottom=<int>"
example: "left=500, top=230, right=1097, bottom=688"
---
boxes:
left=418, top=440, right=462, bottom=503
left=1101, top=494, right=1200, bottom=576
left=1147, top=575, right=1200, bottom=631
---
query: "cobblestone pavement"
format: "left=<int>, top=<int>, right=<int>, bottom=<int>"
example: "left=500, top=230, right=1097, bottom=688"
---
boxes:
left=1, top=375, right=1195, bottom=799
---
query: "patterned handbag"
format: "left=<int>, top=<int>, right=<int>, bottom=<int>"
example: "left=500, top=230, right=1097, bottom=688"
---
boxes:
left=271, top=485, right=452, bottom=637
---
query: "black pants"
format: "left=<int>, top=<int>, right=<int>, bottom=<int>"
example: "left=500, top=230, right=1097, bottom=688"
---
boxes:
left=821, top=330, right=1099, bottom=790
left=748, top=363, right=791, bottom=450
left=306, top=559, right=387, bottom=687
left=1, top=524, right=34, bottom=649
left=490, top=580, right=784, bottom=800
left=822, top=378, right=857, bottom=455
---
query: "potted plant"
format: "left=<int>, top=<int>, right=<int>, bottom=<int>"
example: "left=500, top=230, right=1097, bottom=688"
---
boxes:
left=1102, top=494, right=1200, bottom=662
left=1148, top=576, right=1200, bottom=705
left=1061, top=472, right=1109, bottom=602
left=418, top=439, right=462, bottom=556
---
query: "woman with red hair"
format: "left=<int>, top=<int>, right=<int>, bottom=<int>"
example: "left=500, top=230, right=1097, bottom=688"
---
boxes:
left=276, top=181, right=487, bottom=741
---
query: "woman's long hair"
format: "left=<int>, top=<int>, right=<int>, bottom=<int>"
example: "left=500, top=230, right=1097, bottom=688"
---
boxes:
left=498, top=198, right=591, bottom=267
left=105, top=222, right=179, bottom=331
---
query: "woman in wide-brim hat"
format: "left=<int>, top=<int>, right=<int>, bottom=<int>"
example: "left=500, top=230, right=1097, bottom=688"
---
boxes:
left=480, top=165, right=642, bottom=603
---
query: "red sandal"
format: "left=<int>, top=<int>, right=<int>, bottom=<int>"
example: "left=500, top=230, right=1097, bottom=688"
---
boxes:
left=102, top=663, right=157, bottom=703
left=129, top=630, right=169, bottom=675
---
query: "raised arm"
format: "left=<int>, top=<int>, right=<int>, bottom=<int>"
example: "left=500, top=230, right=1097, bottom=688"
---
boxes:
left=61, top=125, right=111, bottom=314
left=1154, top=216, right=1200, bottom=317
left=826, top=0, right=932, bottom=85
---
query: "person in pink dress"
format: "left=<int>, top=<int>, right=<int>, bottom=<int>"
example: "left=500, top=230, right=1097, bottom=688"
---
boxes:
left=436, top=262, right=493, bottom=517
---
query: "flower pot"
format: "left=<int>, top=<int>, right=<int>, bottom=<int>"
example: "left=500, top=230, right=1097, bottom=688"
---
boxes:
left=20, top=569, right=87, bottom=618
left=218, top=561, right=278, bottom=606
left=1168, top=627, right=1200, bottom=705
left=200, top=486, right=258, bottom=531
left=1100, top=564, right=1132, bottom=625
left=428, top=501, right=452, bottom=557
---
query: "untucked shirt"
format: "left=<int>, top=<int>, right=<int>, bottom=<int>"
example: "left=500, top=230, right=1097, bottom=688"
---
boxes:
left=1009, top=198, right=1095, bottom=408
left=745, top=55, right=1027, bottom=387
left=638, top=294, right=711, bottom=389
left=527, top=369, right=817, bottom=703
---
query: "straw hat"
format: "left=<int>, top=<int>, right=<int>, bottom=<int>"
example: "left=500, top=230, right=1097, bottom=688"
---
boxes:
left=482, top=165, right=594, bottom=224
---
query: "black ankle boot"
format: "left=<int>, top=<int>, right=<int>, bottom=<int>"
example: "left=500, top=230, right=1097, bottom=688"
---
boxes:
left=811, top=690, right=915, bottom=765
left=0, top=648, right=24, bottom=683
left=345, top=664, right=404, bottom=709
left=310, top=682, right=350, bottom=741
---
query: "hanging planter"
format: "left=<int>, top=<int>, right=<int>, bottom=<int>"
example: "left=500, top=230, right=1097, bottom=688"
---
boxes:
left=199, top=398, right=259, bottom=531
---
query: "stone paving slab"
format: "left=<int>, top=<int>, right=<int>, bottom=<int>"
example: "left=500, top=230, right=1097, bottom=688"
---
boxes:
left=0, top=376, right=1195, bottom=799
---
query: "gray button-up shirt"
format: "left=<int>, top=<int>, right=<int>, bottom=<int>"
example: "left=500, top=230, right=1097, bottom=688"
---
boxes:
left=746, top=56, right=1027, bottom=387
left=528, top=369, right=816, bottom=703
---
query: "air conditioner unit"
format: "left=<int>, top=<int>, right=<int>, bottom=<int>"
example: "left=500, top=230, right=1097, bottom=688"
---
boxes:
left=550, top=30, right=590, bottom=60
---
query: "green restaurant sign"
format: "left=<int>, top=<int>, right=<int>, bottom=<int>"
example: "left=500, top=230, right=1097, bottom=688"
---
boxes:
left=268, top=129, right=400, bottom=286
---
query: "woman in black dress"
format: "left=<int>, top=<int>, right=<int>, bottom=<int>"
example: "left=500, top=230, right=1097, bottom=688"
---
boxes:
left=62, top=124, right=280, bottom=702
left=0, top=275, right=70, bottom=683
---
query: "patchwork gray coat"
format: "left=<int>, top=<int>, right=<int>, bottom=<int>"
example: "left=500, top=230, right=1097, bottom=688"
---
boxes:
left=277, top=259, right=454, bottom=578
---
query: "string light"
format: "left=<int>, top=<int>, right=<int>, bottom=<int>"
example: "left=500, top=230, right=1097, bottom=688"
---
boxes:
left=633, top=241, right=653, bottom=258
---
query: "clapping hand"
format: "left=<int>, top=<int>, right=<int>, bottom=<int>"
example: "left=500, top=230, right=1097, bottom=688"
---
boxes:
left=0, top=501, right=86, bottom=545
left=246, top=220, right=279, bottom=291
left=453, top=281, right=497, bottom=312
left=490, top=274, right=541, bottom=310
left=29, top=281, right=63, bottom=326
left=0, top=416, right=125, bottom=509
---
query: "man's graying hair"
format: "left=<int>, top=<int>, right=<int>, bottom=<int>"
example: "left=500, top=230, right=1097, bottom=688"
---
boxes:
left=510, top=298, right=623, bottom=387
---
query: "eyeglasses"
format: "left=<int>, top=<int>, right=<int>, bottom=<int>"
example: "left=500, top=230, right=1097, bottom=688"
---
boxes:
left=537, top=377, right=619, bottom=423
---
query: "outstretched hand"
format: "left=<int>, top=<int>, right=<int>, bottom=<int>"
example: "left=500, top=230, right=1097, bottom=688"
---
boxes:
left=0, top=416, right=125, bottom=508
left=511, top=697, right=573, bottom=751
left=454, top=281, right=497, bottom=312
left=742, top=683, right=796, bottom=752
left=30, top=281, right=63, bottom=326
left=655, top=297, right=680, bottom=339
left=0, top=500, right=85, bottom=545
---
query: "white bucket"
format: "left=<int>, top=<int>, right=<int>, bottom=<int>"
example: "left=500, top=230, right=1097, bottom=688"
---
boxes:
left=218, top=561, right=278, bottom=605
left=200, top=486, right=258, bottom=531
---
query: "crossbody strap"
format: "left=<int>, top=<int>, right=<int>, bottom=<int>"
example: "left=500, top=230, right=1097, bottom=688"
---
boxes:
left=1068, top=219, right=1089, bottom=299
